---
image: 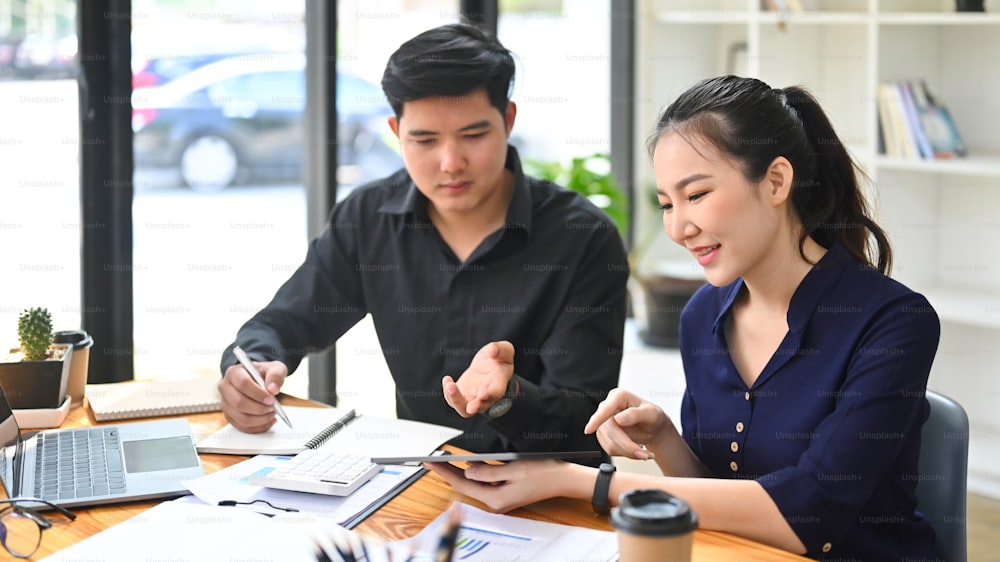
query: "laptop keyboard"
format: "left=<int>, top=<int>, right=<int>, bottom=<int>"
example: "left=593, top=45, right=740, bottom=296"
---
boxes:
left=35, top=427, right=125, bottom=501
left=249, top=449, right=382, bottom=496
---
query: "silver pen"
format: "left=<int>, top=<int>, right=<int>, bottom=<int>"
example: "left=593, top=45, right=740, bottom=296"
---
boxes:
left=233, top=346, right=293, bottom=429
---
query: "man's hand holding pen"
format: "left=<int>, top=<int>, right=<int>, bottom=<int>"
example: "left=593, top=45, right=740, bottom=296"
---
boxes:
left=220, top=347, right=291, bottom=433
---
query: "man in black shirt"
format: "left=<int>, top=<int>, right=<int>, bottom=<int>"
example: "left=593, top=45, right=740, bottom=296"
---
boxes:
left=218, top=23, right=628, bottom=455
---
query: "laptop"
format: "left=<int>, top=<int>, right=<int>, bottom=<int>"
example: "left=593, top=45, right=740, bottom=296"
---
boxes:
left=0, top=384, right=205, bottom=508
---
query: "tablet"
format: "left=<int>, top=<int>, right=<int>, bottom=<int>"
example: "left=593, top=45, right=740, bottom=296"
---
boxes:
left=371, top=450, right=602, bottom=465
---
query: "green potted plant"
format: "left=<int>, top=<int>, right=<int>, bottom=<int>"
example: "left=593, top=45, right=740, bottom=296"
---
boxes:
left=525, top=153, right=629, bottom=241
left=0, top=307, right=73, bottom=409
left=526, top=154, right=704, bottom=348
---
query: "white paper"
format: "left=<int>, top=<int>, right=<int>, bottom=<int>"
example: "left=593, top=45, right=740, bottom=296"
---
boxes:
left=42, top=499, right=618, bottom=562
left=387, top=504, right=620, bottom=562
left=194, top=405, right=462, bottom=456
left=41, top=499, right=353, bottom=562
left=182, top=453, right=425, bottom=525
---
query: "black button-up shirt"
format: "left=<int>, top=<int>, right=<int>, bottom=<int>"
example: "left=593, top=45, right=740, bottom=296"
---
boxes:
left=223, top=146, right=629, bottom=453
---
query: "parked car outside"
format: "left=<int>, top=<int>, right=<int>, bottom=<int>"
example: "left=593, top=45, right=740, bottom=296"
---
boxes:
left=0, top=36, right=24, bottom=78
left=132, top=52, right=402, bottom=192
left=131, top=23, right=304, bottom=90
left=132, top=53, right=236, bottom=89
left=0, top=33, right=77, bottom=80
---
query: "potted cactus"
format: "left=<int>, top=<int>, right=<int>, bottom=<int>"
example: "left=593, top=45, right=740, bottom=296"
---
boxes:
left=0, top=307, right=73, bottom=409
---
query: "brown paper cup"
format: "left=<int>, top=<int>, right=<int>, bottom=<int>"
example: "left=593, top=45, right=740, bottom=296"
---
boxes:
left=611, top=488, right=698, bottom=562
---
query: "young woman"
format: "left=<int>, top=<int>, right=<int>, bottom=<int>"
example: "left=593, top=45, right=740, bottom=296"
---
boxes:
left=426, top=75, right=941, bottom=560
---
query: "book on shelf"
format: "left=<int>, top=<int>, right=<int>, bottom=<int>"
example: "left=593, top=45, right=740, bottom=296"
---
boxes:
left=876, top=109, right=886, bottom=156
left=915, top=79, right=967, bottom=159
left=892, top=81, right=921, bottom=159
left=897, top=80, right=935, bottom=160
left=761, top=0, right=814, bottom=12
left=85, top=377, right=222, bottom=421
left=195, top=405, right=463, bottom=456
left=876, top=79, right=968, bottom=160
left=876, top=82, right=895, bottom=157
left=877, top=82, right=909, bottom=158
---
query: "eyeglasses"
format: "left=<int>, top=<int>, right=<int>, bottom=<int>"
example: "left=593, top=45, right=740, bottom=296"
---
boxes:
left=0, top=498, right=76, bottom=559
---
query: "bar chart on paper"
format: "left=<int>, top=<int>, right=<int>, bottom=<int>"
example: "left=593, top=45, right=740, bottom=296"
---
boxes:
left=394, top=526, right=536, bottom=561
left=390, top=505, right=618, bottom=561
left=451, top=525, right=534, bottom=559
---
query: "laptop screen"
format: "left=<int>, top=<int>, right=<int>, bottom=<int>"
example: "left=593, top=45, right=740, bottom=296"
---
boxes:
left=123, top=437, right=201, bottom=472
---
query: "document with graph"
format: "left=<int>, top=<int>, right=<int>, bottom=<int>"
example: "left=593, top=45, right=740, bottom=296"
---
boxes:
left=387, top=503, right=619, bottom=561
left=41, top=498, right=617, bottom=562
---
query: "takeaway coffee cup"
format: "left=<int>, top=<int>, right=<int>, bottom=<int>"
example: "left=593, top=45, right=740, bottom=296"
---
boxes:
left=54, top=330, right=93, bottom=407
left=611, top=488, right=698, bottom=562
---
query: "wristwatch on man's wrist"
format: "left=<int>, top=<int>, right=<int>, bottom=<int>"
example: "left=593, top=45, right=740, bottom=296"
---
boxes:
left=592, top=462, right=616, bottom=515
left=484, top=376, right=519, bottom=419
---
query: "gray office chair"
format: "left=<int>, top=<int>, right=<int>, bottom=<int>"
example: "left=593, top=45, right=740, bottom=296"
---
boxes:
left=917, top=389, right=969, bottom=562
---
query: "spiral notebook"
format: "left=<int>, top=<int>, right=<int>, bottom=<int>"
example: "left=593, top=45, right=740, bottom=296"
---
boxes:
left=86, top=377, right=223, bottom=421
left=195, top=405, right=463, bottom=457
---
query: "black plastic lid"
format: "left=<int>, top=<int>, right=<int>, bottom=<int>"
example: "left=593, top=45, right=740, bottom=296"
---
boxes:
left=53, top=330, right=93, bottom=350
left=610, top=489, right=698, bottom=537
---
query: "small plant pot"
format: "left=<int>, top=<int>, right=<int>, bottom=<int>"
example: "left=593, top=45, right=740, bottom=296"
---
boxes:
left=54, top=330, right=93, bottom=407
left=956, top=0, right=985, bottom=12
left=0, top=343, right=73, bottom=409
left=630, top=276, right=705, bottom=348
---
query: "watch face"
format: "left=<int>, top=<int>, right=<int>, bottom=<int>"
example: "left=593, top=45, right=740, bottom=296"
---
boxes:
left=487, top=397, right=513, bottom=418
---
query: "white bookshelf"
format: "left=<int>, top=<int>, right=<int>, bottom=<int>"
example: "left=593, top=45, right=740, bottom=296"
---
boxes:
left=878, top=152, right=1000, bottom=176
left=637, top=0, right=1000, bottom=498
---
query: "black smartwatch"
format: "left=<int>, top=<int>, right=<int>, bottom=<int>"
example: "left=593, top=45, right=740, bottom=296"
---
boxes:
left=591, top=462, right=616, bottom=515
left=484, top=376, right=519, bottom=419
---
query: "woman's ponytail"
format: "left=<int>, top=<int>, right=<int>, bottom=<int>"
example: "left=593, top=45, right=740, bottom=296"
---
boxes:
left=651, top=76, right=892, bottom=275
left=782, top=86, right=892, bottom=274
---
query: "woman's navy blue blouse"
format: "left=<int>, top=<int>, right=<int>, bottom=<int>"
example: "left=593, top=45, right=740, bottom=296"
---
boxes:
left=679, top=242, right=941, bottom=560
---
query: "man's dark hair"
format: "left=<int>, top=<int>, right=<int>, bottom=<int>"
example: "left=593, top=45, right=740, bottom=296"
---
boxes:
left=381, top=22, right=515, bottom=119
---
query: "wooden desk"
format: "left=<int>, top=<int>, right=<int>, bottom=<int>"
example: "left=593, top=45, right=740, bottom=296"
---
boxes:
left=32, top=397, right=809, bottom=561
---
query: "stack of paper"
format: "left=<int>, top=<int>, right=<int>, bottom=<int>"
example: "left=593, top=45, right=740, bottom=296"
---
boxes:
left=42, top=497, right=619, bottom=562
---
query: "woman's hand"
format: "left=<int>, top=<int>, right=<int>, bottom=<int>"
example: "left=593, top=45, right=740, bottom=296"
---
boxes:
left=585, top=388, right=673, bottom=461
left=423, top=460, right=591, bottom=513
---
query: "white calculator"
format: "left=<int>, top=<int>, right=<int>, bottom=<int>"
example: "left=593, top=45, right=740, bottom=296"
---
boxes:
left=250, top=448, right=382, bottom=496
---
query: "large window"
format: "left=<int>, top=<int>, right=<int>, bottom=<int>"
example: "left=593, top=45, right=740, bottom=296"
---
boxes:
left=499, top=0, right=612, bottom=164
left=0, top=0, right=80, bottom=350
left=129, top=1, right=427, bottom=406
left=129, top=2, right=310, bottom=388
